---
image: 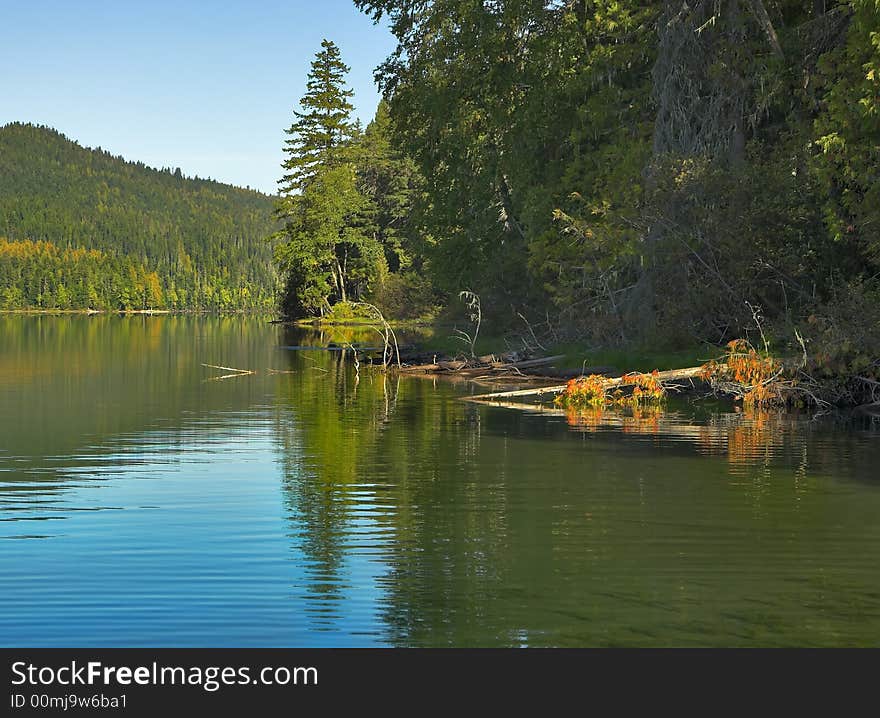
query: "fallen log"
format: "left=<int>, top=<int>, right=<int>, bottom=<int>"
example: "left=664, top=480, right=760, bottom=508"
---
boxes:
left=398, top=360, right=480, bottom=373
left=280, top=345, right=383, bottom=352
left=438, top=360, right=469, bottom=371
left=398, top=354, right=563, bottom=375
left=399, top=363, right=442, bottom=373
left=489, top=355, right=565, bottom=371
left=466, top=365, right=707, bottom=401
left=534, top=366, right=617, bottom=379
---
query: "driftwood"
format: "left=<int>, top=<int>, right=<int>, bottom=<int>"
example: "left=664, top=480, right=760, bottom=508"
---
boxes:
left=535, top=366, right=618, bottom=379
left=397, top=353, right=566, bottom=375
left=466, top=366, right=707, bottom=402
left=202, top=363, right=295, bottom=380
left=202, top=363, right=254, bottom=375
left=489, top=355, right=564, bottom=370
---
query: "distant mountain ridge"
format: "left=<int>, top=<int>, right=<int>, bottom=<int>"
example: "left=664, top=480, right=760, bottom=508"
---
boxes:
left=0, top=122, right=278, bottom=310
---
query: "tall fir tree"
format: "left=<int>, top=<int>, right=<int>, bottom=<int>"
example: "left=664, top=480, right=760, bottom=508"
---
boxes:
left=274, top=40, right=381, bottom=316
left=278, top=39, right=357, bottom=196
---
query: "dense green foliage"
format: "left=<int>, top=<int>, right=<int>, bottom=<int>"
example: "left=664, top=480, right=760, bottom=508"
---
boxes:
left=356, top=100, right=438, bottom=318
left=273, top=43, right=436, bottom=320
left=274, top=40, right=381, bottom=316
left=0, top=239, right=163, bottom=310
left=0, top=123, right=278, bottom=310
left=812, top=0, right=880, bottom=257
left=347, top=0, right=879, bottom=359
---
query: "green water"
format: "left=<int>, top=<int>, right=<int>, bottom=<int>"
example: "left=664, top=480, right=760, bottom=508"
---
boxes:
left=1, top=315, right=879, bottom=646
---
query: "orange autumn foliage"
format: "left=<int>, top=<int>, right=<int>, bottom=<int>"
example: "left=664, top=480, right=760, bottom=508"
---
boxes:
left=699, top=339, right=783, bottom=407
left=556, top=370, right=666, bottom=409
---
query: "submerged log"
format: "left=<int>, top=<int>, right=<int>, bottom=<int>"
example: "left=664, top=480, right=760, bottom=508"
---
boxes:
left=202, top=363, right=254, bottom=375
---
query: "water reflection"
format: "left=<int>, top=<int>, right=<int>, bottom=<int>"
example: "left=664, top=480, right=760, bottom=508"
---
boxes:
left=1, top=317, right=879, bottom=646
left=512, top=399, right=880, bottom=485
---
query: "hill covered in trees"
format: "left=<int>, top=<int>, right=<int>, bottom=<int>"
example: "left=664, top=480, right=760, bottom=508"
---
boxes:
left=0, top=123, right=278, bottom=310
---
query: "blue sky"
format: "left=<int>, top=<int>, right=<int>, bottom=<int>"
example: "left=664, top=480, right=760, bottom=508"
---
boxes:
left=0, top=1, right=395, bottom=194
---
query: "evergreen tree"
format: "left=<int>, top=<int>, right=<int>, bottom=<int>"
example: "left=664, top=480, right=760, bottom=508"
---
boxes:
left=274, top=40, right=383, bottom=316
left=358, top=100, right=424, bottom=274
left=279, top=40, right=358, bottom=195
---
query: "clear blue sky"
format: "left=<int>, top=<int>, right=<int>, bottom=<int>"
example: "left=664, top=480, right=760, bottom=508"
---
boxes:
left=0, top=0, right=395, bottom=194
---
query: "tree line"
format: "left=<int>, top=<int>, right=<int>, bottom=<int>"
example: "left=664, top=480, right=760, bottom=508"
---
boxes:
left=0, top=238, right=254, bottom=310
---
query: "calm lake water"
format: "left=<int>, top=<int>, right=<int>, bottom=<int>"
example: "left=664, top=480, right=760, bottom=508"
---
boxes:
left=1, top=315, right=879, bottom=647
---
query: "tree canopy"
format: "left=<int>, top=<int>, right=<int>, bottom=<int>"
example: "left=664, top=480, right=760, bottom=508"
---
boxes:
left=348, top=0, right=880, bottom=356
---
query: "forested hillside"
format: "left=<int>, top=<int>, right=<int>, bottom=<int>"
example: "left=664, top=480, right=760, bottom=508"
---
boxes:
left=0, top=123, right=278, bottom=310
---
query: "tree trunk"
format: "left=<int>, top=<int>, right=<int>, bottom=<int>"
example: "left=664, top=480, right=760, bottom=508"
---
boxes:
left=467, top=366, right=709, bottom=401
left=750, top=0, right=785, bottom=58
left=336, top=258, right=347, bottom=303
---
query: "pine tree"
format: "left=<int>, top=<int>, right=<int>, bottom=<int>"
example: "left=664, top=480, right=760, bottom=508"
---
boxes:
left=274, top=40, right=382, bottom=317
left=278, top=40, right=358, bottom=197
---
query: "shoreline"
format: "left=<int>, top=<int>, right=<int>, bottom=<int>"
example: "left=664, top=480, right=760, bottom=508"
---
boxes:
left=282, top=317, right=441, bottom=329
left=0, top=308, right=272, bottom=315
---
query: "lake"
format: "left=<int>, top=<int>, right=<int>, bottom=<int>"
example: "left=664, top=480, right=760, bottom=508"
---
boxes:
left=1, top=315, right=879, bottom=646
